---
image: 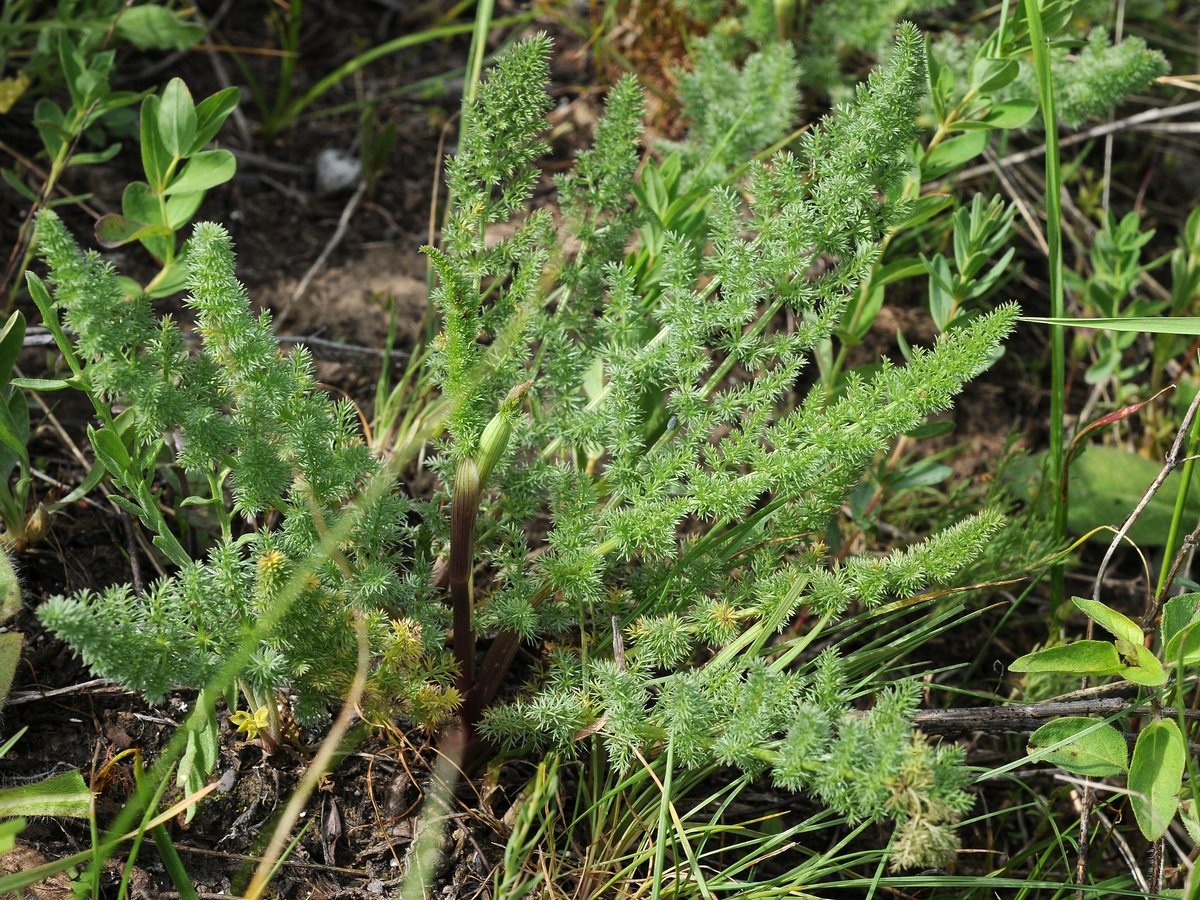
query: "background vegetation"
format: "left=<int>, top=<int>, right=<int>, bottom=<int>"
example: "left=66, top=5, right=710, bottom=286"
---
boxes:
left=1, top=0, right=1199, bottom=897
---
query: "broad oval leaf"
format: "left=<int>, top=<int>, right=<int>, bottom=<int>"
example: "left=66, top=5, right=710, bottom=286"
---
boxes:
left=980, top=100, right=1038, bottom=130
left=0, top=769, right=90, bottom=818
left=163, top=149, right=235, bottom=196
left=114, top=6, right=207, bottom=51
left=1028, top=717, right=1128, bottom=777
left=1130, top=718, right=1185, bottom=840
left=1073, top=597, right=1143, bottom=645
left=1164, top=621, right=1200, bottom=669
left=921, top=131, right=989, bottom=180
left=1010, top=641, right=1123, bottom=675
left=95, top=214, right=170, bottom=249
left=970, top=57, right=1019, bottom=93
left=157, top=77, right=197, bottom=158
left=121, top=180, right=160, bottom=225
left=1163, top=593, right=1200, bottom=647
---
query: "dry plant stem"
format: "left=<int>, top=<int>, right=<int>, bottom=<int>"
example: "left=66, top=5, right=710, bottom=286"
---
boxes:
left=913, top=699, right=1200, bottom=735
left=1092, top=385, right=1200, bottom=604
left=1075, top=782, right=1093, bottom=900
left=243, top=613, right=371, bottom=900
left=985, top=148, right=1048, bottom=255
left=1150, top=838, right=1165, bottom=893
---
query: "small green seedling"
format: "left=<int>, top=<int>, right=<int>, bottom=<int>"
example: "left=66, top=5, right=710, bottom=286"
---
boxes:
left=1013, top=593, right=1200, bottom=841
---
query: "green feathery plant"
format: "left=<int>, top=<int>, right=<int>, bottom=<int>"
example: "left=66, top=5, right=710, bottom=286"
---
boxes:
left=426, top=28, right=1016, bottom=867
left=28, top=209, right=454, bottom=801
left=31, top=26, right=1019, bottom=872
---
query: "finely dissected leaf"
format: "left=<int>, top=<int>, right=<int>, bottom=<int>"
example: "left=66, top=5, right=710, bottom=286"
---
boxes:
left=1010, top=641, right=1123, bottom=675
left=1028, top=717, right=1128, bottom=777
left=0, top=770, right=90, bottom=818
left=1130, top=718, right=1185, bottom=841
left=1072, top=597, right=1143, bottom=645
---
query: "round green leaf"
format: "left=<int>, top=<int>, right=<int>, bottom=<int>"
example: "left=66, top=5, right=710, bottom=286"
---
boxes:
left=1010, top=640, right=1123, bottom=675
left=1130, top=719, right=1185, bottom=841
left=1028, top=717, right=1128, bottom=777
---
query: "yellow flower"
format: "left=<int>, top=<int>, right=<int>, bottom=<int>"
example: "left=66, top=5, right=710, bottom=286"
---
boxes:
left=230, top=705, right=270, bottom=740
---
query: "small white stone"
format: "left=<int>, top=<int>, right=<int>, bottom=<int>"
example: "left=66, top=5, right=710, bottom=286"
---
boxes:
left=315, top=148, right=362, bottom=197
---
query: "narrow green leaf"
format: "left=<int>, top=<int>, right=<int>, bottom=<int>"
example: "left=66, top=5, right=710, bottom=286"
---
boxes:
left=1072, top=597, right=1143, bottom=645
left=165, top=191, right=205, bottom=230
left=157, top=78, right=197, bottom=158
left=1164, top=621, right=1200, bottom=669
left=9, top=378, right=72, bottom=392
left=0, top=312, right=25, bottom=387
left=1130, top=718, right=1185, bottom=840
left=163, top=149, right=235, bottom=196
left=0, top=398, right=29, bottom=464
left=140, top=94, right=168, bottom=190
left=0, top=817, right=24, bottom=854
left=1022, top=315, right=1200, bottom=335
left=1010, top=641, right=1123, bottom=675
left=1028, top=717, right=1128, bottom=777
left=89, top=425, right=133, bottom=472
left=190, top=87, right=240, bottom=154
left=891, top=459, right=953, bottom=490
